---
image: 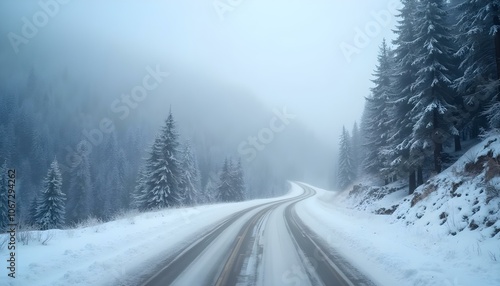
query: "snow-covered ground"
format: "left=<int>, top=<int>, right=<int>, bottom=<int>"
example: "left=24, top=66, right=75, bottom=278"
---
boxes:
left=295, top=136, right=500, bottom=286
left=0, top=186, right=302, bottom=286
left=296, top=183, right=500, bottom=286
left=3, top=135, right=499, bottom=286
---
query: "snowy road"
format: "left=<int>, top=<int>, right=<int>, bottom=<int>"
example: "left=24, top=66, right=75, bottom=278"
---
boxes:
left=142, top=183, right=374, bottom=286
left=7, top=181, right=498, bottom=286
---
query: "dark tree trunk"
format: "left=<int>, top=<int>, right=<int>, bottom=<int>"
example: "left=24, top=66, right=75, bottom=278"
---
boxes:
left=417, top=166, right=423, bottom=186
left=434, top=142, right=442, bottom=173
left=409, top=170, right=416, bottom=195
left=454, top=135, right=462, bottom=152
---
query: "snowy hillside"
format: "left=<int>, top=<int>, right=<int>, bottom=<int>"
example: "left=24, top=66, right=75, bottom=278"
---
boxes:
left=339, top=135, right=500, bottom=240
left=297, top=182, right=500, bottom=286
left=392, top=136, right=500, bottom=238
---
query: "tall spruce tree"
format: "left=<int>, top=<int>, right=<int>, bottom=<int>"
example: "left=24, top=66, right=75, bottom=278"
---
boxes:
left=131, top=166, right=147, bottom=209
left=216, top=159, right=234, bottom=202
left=337, top=127, right=355, bottom=190
left=455, top=0, right=500, bottom=130
left=363, top=39, right=394, bottom=182
left=138, top=110, right=183, bottom=210
left=36, top=159, right=65, bottom=230
left=386, top=0, right=420, bottom=194
left=202, top=173, right=218, bottom=204
left=231, top=159, right=245, bottom=202
left=27, top=195, right=40, bottom=227
left=179, top=142, right=201, bottom=206
left=408, top=0, right=458, bottom=174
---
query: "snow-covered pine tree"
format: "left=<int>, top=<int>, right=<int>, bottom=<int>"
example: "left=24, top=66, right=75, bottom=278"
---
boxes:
left=139, top=110, right=183, bottom=210
left=0, top=161, right=8, bottom=231
left=67, top=153, right=92, bottom=224
left=179, top=142, right=201, bottom=206
left=202, top=173, right=218, bottom=204
left=27, top=195, right=40, bottom=227
left=131, top=166, right=147, bottom=209
left=231, top=159, right=245, bottom=202
left=36, top=159, right=66, bottom=230
left=408, top=0, right=458, bottom=174
left=385, top=0, right=420, bottom=194
left=454, top=0, right=500, bottom=130
left=362, top=39, right=394, bottom=182
left=216, top=159, right=234, bottom=202
left=337, top=126, right=355, bottom=190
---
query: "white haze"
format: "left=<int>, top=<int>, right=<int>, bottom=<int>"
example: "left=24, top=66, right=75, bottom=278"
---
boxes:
left=0, top=0, right=399, bottom=189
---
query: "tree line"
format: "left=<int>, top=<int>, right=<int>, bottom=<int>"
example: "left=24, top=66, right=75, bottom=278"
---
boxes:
left=337, top=0, right=500, bottom=194
left=0, top=110, right=246, bottom=231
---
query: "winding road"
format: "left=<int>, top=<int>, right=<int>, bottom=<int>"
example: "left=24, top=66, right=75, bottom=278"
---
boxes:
left=141, top=183, right=375, bottom=286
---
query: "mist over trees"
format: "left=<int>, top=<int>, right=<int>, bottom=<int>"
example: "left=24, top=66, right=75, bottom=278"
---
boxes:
left=337, top=0, right=500, bottom=194
left=0, top=58, right=332, bottom=231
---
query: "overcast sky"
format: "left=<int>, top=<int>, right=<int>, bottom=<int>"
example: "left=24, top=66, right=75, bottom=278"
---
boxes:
left=1, top=0, right=401, bottom=145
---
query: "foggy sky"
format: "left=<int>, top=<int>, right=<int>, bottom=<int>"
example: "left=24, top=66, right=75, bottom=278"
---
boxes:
left=0, top=0, right=400, bottom=145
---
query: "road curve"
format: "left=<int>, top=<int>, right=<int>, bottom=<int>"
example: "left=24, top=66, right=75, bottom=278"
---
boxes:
left=141, top=187, right=313, bottom=286
left=141, top=183, right=375, bottom=286
left=284, top=183, right=376, bottom=286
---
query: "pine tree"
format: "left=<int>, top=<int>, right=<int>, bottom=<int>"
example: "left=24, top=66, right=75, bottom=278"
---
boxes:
left=131, top=166, right=147, bottom=209
left=455, top=0, right=500, bottom=130
left=202, top=173, right=218, bottom=204
left=337, top=127, right=355, bottom=190
left=36, top=159, right=66, bottom=230
left=179, top=142, right=201, bottom=206
left=0, top=161, right=8, bottom=231
left=138, top=110, right=183, bottom=210
left=231, top=159, right=245, bottom=202
left=216, top=159, right=234, bottom=202
left=408, top=0, right=458, bottom=174
left=363, top=39, right=394, bottom=180
left=28, top=195, right=40, bottom=227
left=67, top=153, right=92, bottom=224
left=386, top=0, right=420, bottom=194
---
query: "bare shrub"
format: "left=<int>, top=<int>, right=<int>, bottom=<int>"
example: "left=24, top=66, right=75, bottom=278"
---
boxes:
left=18, top=230, right=33, bottom=245
left=41, top=231, right=54, bottom=245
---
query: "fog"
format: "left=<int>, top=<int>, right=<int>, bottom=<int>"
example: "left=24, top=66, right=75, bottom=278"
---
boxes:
left=0, top=0, right=400, bottom=198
